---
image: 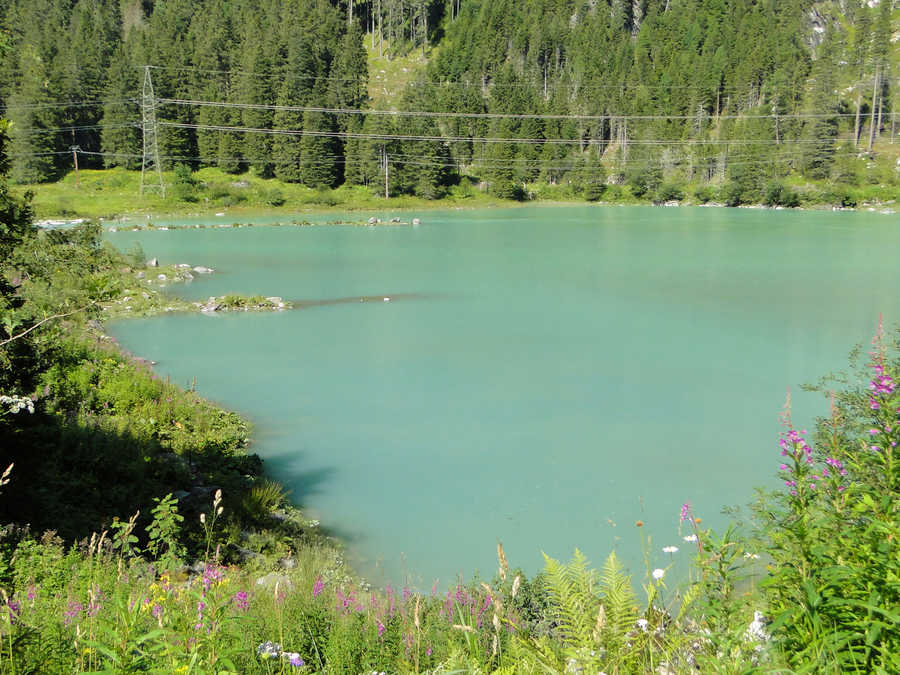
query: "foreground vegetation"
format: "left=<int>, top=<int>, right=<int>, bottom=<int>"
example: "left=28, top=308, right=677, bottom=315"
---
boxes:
left=3, top=120, right=900, bottom=672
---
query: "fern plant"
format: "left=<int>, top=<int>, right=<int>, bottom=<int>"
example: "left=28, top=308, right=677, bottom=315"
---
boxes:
left=513, top=549, right=639, bottom=673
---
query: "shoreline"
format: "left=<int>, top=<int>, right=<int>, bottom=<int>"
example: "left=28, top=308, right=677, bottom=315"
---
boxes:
left=37, top=197, right=898, bottom=231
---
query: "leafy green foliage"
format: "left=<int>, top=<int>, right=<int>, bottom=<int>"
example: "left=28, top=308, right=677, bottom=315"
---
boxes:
left=755, top=323, right=900, bottom=672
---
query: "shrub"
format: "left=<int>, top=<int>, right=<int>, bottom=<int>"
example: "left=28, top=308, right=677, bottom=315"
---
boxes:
left=721, top=181, right=744, bottom=207
left=693, top=185, right=717, bottom=203
left=656, top=183, right=685, bottom=202
left=755, top=321, right=900, bottom=672
left=763, top=182, right=800, bottom=208
left=626, top=165, right=662, bottom=198
left=492, top=179, right=526, bottom=201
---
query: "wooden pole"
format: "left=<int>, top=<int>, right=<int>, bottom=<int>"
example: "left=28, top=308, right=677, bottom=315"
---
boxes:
left=70, top=145, right=80, bottom=188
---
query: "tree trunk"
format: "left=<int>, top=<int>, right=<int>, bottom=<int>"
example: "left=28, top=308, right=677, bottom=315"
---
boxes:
left=867, top=66, right=879, bottom=153
left=854, top=89, right=862, bottom=147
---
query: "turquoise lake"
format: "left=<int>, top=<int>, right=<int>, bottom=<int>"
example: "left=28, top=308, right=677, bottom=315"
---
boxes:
left=106, top=205, right=900, bottom=587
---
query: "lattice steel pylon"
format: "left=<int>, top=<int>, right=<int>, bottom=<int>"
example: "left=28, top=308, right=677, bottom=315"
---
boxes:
left=140, top=66, right=165, bottom=197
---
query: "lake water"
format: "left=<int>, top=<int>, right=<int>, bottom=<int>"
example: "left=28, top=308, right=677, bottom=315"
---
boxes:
left=106, top=205, right=900, bottom=587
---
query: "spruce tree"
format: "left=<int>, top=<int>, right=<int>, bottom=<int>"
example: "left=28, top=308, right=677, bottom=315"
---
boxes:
left=300, top=109, right=339, bottom=189
left=101, top=43, right=141, bottom=169
left=8, top=45, right=59, bottom=183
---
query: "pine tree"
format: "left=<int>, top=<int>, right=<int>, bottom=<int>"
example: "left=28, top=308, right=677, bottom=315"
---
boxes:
left=801, top=29, right=839, bottom=179
left=101, top=43, right=141, bottom=169
left=300, top=109, right=339, bottom=189
left=8, top=44, right=60, bottom=183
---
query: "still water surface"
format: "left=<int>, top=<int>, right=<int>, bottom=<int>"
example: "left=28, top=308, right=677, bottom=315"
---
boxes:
left=107, top=205, right=900, bottom=586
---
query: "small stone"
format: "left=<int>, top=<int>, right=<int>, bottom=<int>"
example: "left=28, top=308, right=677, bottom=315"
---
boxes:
left=157, top=274, right=167, bottom=281
left=147, top=258, right=159, bottom=267
left=367, top=216, right=377, bottom=225
left=412, top=218, right=421, bottom=225
left=193, top=266, right=213, bottom=274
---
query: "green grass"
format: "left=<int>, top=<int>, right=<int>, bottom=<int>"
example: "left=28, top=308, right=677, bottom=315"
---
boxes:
left=18, top=167, right=508, bottom=220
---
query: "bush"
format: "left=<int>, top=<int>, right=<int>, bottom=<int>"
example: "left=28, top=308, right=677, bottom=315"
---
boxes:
left=492, top=179, right=526, bottom=201
left=582, top=180, right=606, bottom=202
left=170, top=164, right=199, bottom=203
left=721, top=181, right=744, bottom=207
left=656, top=183, right=685, bottom=202
left=693, top=185, right=717, bottom=203
left=263, top=188, right=286, bottom=207
left=756, top=322, right=900, bottom=672
left=626, top=165, right=662, bottom=198
left=763, top=182, right=800, bottom=208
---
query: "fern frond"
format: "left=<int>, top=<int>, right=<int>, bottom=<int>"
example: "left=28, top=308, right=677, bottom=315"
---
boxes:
left=597, top=551, right=639, bottom=649
left=541, top=549, right=601, bottom=653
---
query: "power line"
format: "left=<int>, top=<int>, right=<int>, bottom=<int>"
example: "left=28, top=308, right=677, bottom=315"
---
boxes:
left=158, top=120, right=858, bottom=146
left=158, top=97, right=869, bottom=121
left=0, top=99, right=136, bottom=111
left=10, top=146, right=857, bottom=171
left=18, top=123, right=138, bottom=136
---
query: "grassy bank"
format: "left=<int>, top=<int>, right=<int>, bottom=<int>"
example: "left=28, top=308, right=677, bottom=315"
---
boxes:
left=17, top=165, right=898, bottom=222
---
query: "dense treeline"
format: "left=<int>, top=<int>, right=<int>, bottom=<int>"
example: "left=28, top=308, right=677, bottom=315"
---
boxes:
left=406, top=0, right=897, bottom=201
left=0, top=0, right=896, bottom=203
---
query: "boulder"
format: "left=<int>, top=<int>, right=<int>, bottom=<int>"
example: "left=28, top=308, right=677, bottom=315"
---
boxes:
left=412, top=218, right=421, bottom=226
left=193, top=266, right=214, bottom=274
left=147, top=258, right=159, bottom=267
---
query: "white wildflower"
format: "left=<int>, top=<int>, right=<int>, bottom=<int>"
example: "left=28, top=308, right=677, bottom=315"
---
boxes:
left=683, top=534, right=697, bottom=542
left=662, top=546, right=679, bottom=554
left=652, top=568, right=665, bottom=580
left=746, top=611, right=770, bottom=643
left=636, top=618, right=649, bottom=631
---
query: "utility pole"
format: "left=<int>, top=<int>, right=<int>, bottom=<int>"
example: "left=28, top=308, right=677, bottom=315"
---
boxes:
left=384, top=149, right=389, bottom=199
left=140, top=66, right=166, bottom=197
left=69, top=145, right=81, bottom=188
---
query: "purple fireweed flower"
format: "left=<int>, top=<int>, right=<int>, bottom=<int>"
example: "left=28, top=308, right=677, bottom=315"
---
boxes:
left=377, top=620, right=386, bottom=638
left=64, top=601, right=83, bottom=626
left=870, top=398, right=880, bottom=410
left=6, top=600, right=20, bottom=622
left=313, top=577, right=324, bottom=598
left=202, top=564, right=224, bottom=591
left=152, top=603, right=163, bottom=619
left=288, top=654, right=304, bottom=667
left=680, top=502, right=691, bottom=522
left=870, top=375, right=895, bottom=395
left=233, top=591, right=249, bottom=611
left=431, top=580, right=438, bottom=597
left=402, top=586, right=411, bottom=602
left=426, top=645, right=433, bottom=657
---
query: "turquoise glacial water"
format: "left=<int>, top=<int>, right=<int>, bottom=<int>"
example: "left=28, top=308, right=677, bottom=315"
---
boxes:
left=106, top=204, right=900, bottom=587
